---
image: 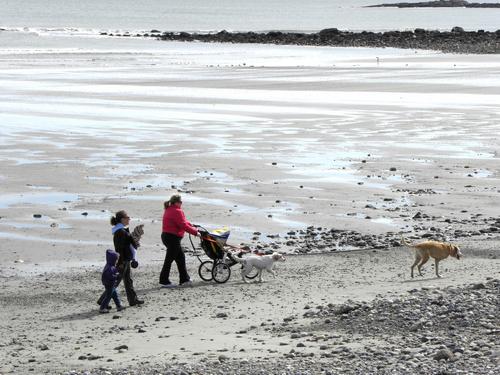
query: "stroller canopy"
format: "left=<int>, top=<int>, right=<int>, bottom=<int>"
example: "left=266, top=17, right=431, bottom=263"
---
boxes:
left=201, top=227, right=230, bottom=260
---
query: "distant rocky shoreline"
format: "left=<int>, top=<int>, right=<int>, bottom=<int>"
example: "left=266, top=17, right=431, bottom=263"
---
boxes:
left=102, top=27, right=500, bottom=54
left=367, top=0, right=500, bottom=8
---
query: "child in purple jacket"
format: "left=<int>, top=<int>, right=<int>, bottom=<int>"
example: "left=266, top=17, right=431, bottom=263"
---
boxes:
left=99, top=249, right=125, bottom=313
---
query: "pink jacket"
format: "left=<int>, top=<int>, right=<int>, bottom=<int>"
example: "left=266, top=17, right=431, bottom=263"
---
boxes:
left=162, top=205, right=198, bottom=238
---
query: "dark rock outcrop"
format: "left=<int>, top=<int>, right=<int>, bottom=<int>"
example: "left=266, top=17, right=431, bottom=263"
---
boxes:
left=367, top=0, right=500, bottom=8
left=146, top=27, right=500, bottom=54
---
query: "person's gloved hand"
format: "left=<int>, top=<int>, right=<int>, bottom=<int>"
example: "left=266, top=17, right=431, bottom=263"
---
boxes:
left=131, top=260, right=139, bottom=269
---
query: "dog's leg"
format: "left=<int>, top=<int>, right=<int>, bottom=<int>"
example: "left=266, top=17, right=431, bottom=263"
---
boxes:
left=258, top=270, right=263, bottom=283
left=411, top=254, right=421, bottom=278
left=417, top=254, right=429, bottom=277
left=267, top=268, right=276, bottom=278
left=241, top=266, right=250, bottom=283
left=435, top=259, right=441, bottom=278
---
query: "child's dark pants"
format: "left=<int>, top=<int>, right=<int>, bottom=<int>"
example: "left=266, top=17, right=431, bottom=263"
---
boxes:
left=100, top=285, right=121, bottom=310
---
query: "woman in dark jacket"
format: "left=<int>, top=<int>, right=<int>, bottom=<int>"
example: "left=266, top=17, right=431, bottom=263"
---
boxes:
left=98, top=210, right=144, bottom=307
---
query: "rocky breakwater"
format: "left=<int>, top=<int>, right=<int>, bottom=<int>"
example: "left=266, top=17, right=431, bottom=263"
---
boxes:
left=367, top=0, right=500, bottom=8
left=144, top=27, right=500, bottom=54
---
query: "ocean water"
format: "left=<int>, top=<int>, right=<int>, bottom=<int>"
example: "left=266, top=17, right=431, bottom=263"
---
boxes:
left=1, top=0, right=500, bottom=34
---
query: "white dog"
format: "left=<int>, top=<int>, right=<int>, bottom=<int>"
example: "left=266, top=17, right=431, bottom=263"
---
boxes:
left=232, top=252, right=286, bottom=283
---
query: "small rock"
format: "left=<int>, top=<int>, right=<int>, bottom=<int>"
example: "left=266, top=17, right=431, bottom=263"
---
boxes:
left=218, top=354, right=229, bottom=362
left=470, top=283, right=486, bottom=290
left=433, top=348, right=454, bottom=361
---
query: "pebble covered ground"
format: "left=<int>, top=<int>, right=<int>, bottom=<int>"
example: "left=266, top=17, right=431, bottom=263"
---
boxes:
left=248, top=216, right=500, bottom=254
left=63, top=279, right=499, bottom=375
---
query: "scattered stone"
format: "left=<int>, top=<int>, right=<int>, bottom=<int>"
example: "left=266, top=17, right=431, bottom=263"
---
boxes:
left=218, top=354, right=229, bottom=362
left=470, top=282, right=486, bottom=290
left=433, top=348, right=455, bottom=361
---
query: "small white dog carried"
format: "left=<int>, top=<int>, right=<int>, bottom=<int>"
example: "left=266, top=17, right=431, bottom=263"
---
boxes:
left=232, top=252, right=285, bottom=283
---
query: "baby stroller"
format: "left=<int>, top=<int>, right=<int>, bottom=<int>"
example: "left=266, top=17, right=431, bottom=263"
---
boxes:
left=189, top=226, right=259, bottom=283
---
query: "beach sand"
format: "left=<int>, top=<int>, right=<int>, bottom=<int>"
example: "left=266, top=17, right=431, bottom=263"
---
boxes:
left=0, top=40, right=499, bottom=374
left=0, top=245, right=498, bottom=374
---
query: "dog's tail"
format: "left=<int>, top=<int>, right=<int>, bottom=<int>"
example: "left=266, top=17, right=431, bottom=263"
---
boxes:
left=229, top=252, right=246, bottom=264
left=401, top=235, right=414, bottom=248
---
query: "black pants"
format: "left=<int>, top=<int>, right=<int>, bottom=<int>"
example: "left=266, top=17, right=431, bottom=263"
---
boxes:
left=98, top=261, right=138, bottom=306
left=160, top=232, right=190, bottom=285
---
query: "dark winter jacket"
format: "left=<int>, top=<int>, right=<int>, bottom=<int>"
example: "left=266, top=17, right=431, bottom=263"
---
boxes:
left=102, top=249, right=119, bottom=287
left=112, top=223, right=138, bottom=262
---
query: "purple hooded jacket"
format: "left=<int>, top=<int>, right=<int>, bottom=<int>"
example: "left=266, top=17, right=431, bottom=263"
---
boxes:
left=102, top=249, right=119, bottom=287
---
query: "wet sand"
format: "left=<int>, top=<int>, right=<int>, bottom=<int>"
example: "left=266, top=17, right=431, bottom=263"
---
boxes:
left=0, top=41, right=499, bottom=373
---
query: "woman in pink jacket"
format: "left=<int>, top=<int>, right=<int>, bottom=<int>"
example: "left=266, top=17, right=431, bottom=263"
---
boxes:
left=159, top=194, right=201, bottom=288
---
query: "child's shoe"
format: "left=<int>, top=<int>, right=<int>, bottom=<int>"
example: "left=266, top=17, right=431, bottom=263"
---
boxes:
left=117, top=306, right=126, bottom=312
left=99, top=309, right=110, bottom=314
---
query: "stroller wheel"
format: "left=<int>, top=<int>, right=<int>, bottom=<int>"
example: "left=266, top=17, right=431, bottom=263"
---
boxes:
left=198, top=260, right=214, bottom=282
left=245, top=267, right=259, bottom=280
left=212, top=261, right=231, bottom=284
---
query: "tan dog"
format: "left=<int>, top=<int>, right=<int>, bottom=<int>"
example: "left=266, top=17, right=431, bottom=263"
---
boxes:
left=401, top=237, right=462, bottom=278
